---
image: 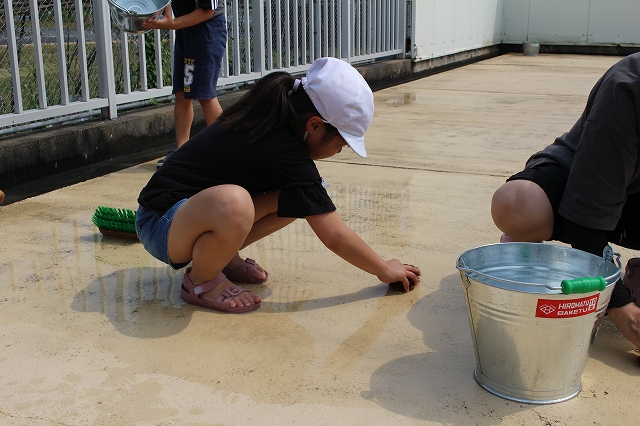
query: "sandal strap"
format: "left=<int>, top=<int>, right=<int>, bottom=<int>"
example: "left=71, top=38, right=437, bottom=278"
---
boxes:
left=221, top=284, right=247, bottom=298
left=193, top=273, right=226, bottom=295
left=228, top=257, right=255, bottom=273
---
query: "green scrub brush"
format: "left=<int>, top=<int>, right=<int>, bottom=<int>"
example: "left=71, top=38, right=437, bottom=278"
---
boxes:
left=92, top=206, right=139, bottom=241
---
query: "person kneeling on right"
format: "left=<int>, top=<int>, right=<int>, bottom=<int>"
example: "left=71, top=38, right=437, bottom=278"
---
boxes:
left=491, top=52, right=640, bottom=350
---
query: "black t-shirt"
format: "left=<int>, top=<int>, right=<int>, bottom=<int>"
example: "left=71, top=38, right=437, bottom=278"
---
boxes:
left=137, top=124, right=336, bottom=218
left=526, top=52, right=640, bottom=230
left=171, top=0, right=224, bottom=18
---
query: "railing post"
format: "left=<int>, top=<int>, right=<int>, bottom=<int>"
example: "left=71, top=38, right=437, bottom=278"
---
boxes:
left=252, top=0, right=265, bottom=75
left=93, top=0, right=118, bottom=119
left=312, top=0, right=319, bottom=60
left=53, top=0, right=69, bottom=105
left=398, top=0, right=406, bottom=59
left=4, top=0, right=23, bottom=114
left=340, top=0, right=351, bottom=62
left=28, top=0, right=47, bottom=109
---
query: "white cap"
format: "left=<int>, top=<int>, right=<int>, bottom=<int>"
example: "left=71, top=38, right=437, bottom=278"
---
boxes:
left=301, top=57, right=374, bottom=157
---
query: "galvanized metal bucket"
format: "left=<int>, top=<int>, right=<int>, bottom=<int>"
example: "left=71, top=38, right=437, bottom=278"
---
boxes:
left=523, top=41, right=540, bottom=56
left=456, top=243, right=621, bottom=404
left=108, top=0, right=170, bottom=34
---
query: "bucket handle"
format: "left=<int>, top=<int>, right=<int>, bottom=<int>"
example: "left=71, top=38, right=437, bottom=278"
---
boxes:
left=456, top=259, right=564, bottom=291
left=603, top=245, right=622, bottom=269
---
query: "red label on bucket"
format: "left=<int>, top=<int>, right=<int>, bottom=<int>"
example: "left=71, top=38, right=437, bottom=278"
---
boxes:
left=535, top=294, right=600, bottom=318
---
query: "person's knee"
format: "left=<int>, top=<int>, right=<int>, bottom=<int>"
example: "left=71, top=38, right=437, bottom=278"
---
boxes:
left=491, top=182, right=522, bottom=230
left=199, top=98, right=223, bottom=125
left=215, top=187, right=255, bottom=230
left=174, top=91, right=192, bottom=109
left=491, top=180, right=554, bottom=239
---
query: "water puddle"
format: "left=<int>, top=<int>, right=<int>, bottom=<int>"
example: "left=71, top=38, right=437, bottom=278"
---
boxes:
left=1, top=176, right=416, bottom=334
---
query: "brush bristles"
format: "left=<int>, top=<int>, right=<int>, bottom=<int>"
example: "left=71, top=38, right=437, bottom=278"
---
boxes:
left=92, top=206, right=136, bottom=234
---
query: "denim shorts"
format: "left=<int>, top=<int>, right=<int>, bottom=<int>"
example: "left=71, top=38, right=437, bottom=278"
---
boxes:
left=135, top=199, right=189, bottom=270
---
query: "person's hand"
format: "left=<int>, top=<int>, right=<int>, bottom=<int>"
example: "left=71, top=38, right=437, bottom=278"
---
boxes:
left=607, top=302, right=640, bottom=350
left=142, top=5, right=174, bottom=30
left=379, top=259, right=421, bottom=292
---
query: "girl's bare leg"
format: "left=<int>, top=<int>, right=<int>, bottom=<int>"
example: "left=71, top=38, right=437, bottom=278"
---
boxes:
left=241, top=191, right=295, bottom=248
left=226, top=191, right=295, bottom=279
left=168, top=185, right=260, bottom=308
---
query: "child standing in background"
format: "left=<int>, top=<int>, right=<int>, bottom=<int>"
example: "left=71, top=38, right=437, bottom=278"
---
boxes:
left=491, top=52, right=640, bottom=349
left=142, top=0, right=227, bottom=168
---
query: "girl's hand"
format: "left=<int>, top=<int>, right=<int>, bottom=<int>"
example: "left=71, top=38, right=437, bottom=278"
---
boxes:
left=379, top=260, right=421, bottom=292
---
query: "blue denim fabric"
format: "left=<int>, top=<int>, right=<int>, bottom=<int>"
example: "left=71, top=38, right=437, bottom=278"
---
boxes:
left=135, top=199, right=189, bottom=270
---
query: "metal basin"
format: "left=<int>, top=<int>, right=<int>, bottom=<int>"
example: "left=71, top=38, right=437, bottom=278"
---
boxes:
left=108, top=0, right=170, bottom=34
left=523, top=41, right=540, bottom=56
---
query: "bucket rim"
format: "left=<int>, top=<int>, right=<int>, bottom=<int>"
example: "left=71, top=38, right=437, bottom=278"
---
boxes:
left=107, top=0, right=170, bottom=15
left=456, top=242, right=621, bottom=294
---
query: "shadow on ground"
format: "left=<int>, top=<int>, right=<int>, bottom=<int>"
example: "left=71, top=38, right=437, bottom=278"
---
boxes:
left=70, top=266, right=195, bottom=338
left=368, top=273, right=529, bottom=423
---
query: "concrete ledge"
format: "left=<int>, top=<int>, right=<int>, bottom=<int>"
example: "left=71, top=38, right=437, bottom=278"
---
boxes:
left=360, top=45, right=501, bottom=91
left=0, top=105, right=176, bottom=186
left=0, top=90, right=245, bottom=189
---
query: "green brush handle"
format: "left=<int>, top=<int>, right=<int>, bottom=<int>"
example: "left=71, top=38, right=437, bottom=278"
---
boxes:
left=561, top=276, right=606, bottom=295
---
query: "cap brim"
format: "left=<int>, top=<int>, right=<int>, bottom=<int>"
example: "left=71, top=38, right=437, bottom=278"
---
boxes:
left=339, top=130, right=367, bottom=158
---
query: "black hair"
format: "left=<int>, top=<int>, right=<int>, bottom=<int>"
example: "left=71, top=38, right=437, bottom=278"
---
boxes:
left=217, top=71, right=337, bottom=142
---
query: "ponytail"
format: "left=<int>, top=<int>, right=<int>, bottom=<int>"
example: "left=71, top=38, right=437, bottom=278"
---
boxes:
left=218, top=72, right=321, bottom=142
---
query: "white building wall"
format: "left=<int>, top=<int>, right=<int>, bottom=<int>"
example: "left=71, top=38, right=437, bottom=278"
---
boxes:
left=411, top=0, right=503, bottom=61
left=501, top=0, right=640, bottom=45
left=412, top=0, right=640, bottom=62
left=587, top=0, right=640, bottom=45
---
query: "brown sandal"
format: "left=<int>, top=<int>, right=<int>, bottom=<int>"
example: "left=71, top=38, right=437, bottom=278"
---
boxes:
left=181, top=268, right=261, bottom=313
left=222, top=256, right=268, bottom=284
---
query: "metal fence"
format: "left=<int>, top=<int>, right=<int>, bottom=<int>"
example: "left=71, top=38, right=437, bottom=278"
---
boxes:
left=0, top=0, right=406, bottom=131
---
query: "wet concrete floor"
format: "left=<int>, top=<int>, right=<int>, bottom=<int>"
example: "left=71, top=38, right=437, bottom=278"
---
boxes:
left=0, top=53, right=638, bottom=425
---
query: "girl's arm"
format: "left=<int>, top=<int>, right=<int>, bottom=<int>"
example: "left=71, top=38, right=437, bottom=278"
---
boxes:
left=306, top=211, right=420, bottom=290
left=142, top=6, right=215, bottom=30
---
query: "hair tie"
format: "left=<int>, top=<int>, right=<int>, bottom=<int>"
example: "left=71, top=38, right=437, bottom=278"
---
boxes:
left=288, top=79, right=302, bottom=97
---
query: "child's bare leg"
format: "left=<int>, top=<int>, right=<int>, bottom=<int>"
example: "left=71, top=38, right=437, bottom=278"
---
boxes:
left=168, top=185, right=260, bottom=308
left=241, top=191, right=295, bottom=248
left=174, top=91, right=194, bottom=147
left=226, top=191, right=295, bottom=279
left=491, top=180, right=554, bottom=242
left=198, top=98, right=223, bottom=126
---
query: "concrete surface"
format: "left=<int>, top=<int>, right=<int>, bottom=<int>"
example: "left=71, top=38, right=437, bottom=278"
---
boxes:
left=0, top=53, right=638, bottom=425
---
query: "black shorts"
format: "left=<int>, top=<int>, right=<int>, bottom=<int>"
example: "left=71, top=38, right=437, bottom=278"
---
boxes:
left=508, top=162, right=640, bottom=308
left=507, top=162, right=640, bottom=250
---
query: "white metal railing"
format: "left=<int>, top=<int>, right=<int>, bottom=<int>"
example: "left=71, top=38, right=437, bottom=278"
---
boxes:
left=0, top=0, right=406, bottom=131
